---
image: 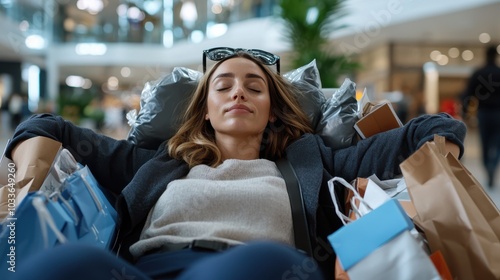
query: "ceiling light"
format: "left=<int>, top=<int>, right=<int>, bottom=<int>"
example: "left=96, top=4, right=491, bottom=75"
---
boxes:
left=19, top=20, right=29, bottom=32
left=116, top=4, right=127, bottom=17
left=437, top=54, right=449, bottom=65
left=180, top=1, right=198, bottom=23
left=479, top=33, right=491, bottom=43
left=75, top=43, right=107, bottom=55
left=107, top=76, right=119, bottom=90
left=211, top=4, right=222, bottom=14
left=462, top=50, right=474, bottom=61
left=430, top=50, right=441, bottom=61
left=82, top=79, right=93, bottom=89
left=66, top=75, right=85, bottom=87
left=121, top=67, right=131, bottom=77
left=77, top=0, right=104, bottom=15
left=128, top=7, right=145, bottom=21
left=207, top=23, right=227, bottom=38
left=448, top=48, right=459, bottom=58
left=25, top=35, right=45, bottom=49
left=64, top=19, right=76, bottom=31
left=144, top=0, right=162, bottom=15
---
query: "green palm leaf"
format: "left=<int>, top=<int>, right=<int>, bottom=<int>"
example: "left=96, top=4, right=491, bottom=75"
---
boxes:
left=277, top=0, right=360, bottom=88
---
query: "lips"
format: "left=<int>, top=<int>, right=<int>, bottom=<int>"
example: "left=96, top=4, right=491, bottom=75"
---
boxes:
left=225, top=104, right=253, bottom=113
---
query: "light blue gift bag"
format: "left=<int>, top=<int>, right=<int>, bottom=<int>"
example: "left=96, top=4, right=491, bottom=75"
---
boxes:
left=328, top=198, right=414, bottom=270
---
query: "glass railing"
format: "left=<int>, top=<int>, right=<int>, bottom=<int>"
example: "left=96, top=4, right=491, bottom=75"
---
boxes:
left=0, top=0, right=52, bottom=50
left=0, top=0, right=278, bottom=48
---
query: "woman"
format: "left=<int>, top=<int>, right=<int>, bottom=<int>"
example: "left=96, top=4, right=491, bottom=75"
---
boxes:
left=6, top=49, right=466, bottom=280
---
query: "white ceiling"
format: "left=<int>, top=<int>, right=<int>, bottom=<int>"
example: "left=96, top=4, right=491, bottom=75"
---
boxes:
left=1, top=0, right=499, bottom=90
left=335, top=0, right=500, bottom=47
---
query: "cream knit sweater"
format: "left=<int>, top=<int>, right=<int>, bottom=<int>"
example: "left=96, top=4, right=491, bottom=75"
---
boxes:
left=129, top=159, right=293, bottom=258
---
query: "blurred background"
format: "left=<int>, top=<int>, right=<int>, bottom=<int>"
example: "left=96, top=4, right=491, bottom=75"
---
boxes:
left=0, top=0, right=499, bottom=205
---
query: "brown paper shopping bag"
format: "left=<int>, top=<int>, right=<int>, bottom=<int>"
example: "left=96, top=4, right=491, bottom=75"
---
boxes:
left=0, top=136, right=62, bottom=220
left=400, top=136, right=500, bottom=280
left=445, top=154, right=500, bottom=239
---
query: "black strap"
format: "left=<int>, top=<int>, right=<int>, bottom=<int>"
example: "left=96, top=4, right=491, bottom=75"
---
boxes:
left=144, top=239, right=236, bottom=255
left=276, top=158, right=313, bottom=256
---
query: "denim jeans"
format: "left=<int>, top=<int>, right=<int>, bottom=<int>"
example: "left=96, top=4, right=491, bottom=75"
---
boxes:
left=9, top=241, right=326, bottom=280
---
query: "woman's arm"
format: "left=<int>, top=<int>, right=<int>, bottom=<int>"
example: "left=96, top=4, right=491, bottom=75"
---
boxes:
left=331, top=113, right=467, bottom=182
left=6, top=113, right=158, bottom=194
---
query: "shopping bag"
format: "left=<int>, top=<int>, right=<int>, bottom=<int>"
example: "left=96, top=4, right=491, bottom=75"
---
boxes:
left=400, top=135, right=500, bottom=279
left=0, top=159, right=117, bottom=274
left=61, top=165, right=117, bottom=247
left=328, top=197, right=439, bottom=280
left=328, top=197, right=414, bottom=270
left=347, top=230, right=440, bottom=280
left=0, top=191, right=78, bottom=273
left=328, top=177, right=438, bottom=280
left=346, top=176, right=416, bottom=219
left=445, top=152, right=500, bottom=238
left=0, top=136, right=62, bottom=220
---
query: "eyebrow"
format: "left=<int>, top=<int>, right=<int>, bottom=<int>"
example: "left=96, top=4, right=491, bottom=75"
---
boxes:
left=212, top=72, right=267, bottom=83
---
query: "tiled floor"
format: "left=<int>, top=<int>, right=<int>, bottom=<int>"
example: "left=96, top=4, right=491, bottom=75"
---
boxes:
left=1, top=112, right=499, bottom=207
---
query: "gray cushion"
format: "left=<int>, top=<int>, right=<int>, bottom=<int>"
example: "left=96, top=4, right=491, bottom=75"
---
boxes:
left=127, top=60, right=358, bottom=150
left=316, top=78, right=359, bottom=149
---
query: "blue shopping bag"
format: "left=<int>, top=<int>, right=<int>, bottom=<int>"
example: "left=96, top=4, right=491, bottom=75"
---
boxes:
left=0, top=191, right=78, bottom=273
left=60, top=165, right=117, bottom=248
left=0, top=164, right=117, bottom=275
left=328, top=198, right=414, bottom=271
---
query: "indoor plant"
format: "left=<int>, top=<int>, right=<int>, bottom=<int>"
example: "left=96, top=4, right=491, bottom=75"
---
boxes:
left=277, top=0, right=360, bottom=88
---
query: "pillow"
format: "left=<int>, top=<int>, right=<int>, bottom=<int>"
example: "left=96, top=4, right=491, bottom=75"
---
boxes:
left=126, top=60, right=357, bottom=150
left=127, top=67, right=202, bottom=149
left=283, top=59, right=326, bottom=129
left=316, top=78, right=359, bottom=149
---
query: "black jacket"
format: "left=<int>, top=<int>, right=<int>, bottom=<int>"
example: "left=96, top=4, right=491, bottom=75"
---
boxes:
left=462, top=62, right=500, bottom=113
left=6, top=113, right=466, bottom=278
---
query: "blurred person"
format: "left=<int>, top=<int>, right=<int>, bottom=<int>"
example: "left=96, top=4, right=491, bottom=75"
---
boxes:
left=5, top=48, right=466, bottom=280
left=0, top=96, right=11, bottom=143
left=7, top=92, right=23, bottom=130
left=461, top=45, right=500, bottom=188
left=21, top=95, right=31, bottom=122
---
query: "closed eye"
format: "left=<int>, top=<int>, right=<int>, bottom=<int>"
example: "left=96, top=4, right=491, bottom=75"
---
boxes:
left=214, top=80, right=233, bottom=92
left=248, top=87, right=262, bottom=93
left=246, top=81, right=264, bottom=93
left=215, top=86, right=231, bottom=92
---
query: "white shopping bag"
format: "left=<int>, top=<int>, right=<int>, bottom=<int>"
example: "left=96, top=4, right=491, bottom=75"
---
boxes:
left=347, top=230, right=441, bottom=280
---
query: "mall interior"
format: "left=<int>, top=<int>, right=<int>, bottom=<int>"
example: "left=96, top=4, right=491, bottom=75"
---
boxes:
left=0, top=0, right=499, bottom=205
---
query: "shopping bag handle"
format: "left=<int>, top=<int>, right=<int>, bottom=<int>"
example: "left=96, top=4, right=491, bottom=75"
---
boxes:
left=80, top=173, right=104, bottom=213
left=32, top=195, right=68, bottom=248
left=328, top=177, right=373, bottom=225
left=50, top=191, right=80, bottom=226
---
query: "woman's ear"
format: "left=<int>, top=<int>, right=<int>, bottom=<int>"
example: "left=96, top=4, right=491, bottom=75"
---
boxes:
left=269, top=114, right=277, bottom=122
left=205, top=113, right=210, bottom=120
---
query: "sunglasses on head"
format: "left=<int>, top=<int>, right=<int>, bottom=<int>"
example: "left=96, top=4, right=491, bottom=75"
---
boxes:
left=203, top=47, right=280, bottom=74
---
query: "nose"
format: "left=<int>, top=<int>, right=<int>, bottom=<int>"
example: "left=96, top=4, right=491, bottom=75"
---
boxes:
left=231, top=86, right=246, bottom=100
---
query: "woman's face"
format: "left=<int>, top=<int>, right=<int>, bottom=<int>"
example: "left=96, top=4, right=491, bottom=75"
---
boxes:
left=205, top=57, right=273, bottom=139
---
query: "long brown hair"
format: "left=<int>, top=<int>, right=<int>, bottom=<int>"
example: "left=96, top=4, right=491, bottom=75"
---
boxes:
left=168, top=52, right=313, bottom=167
